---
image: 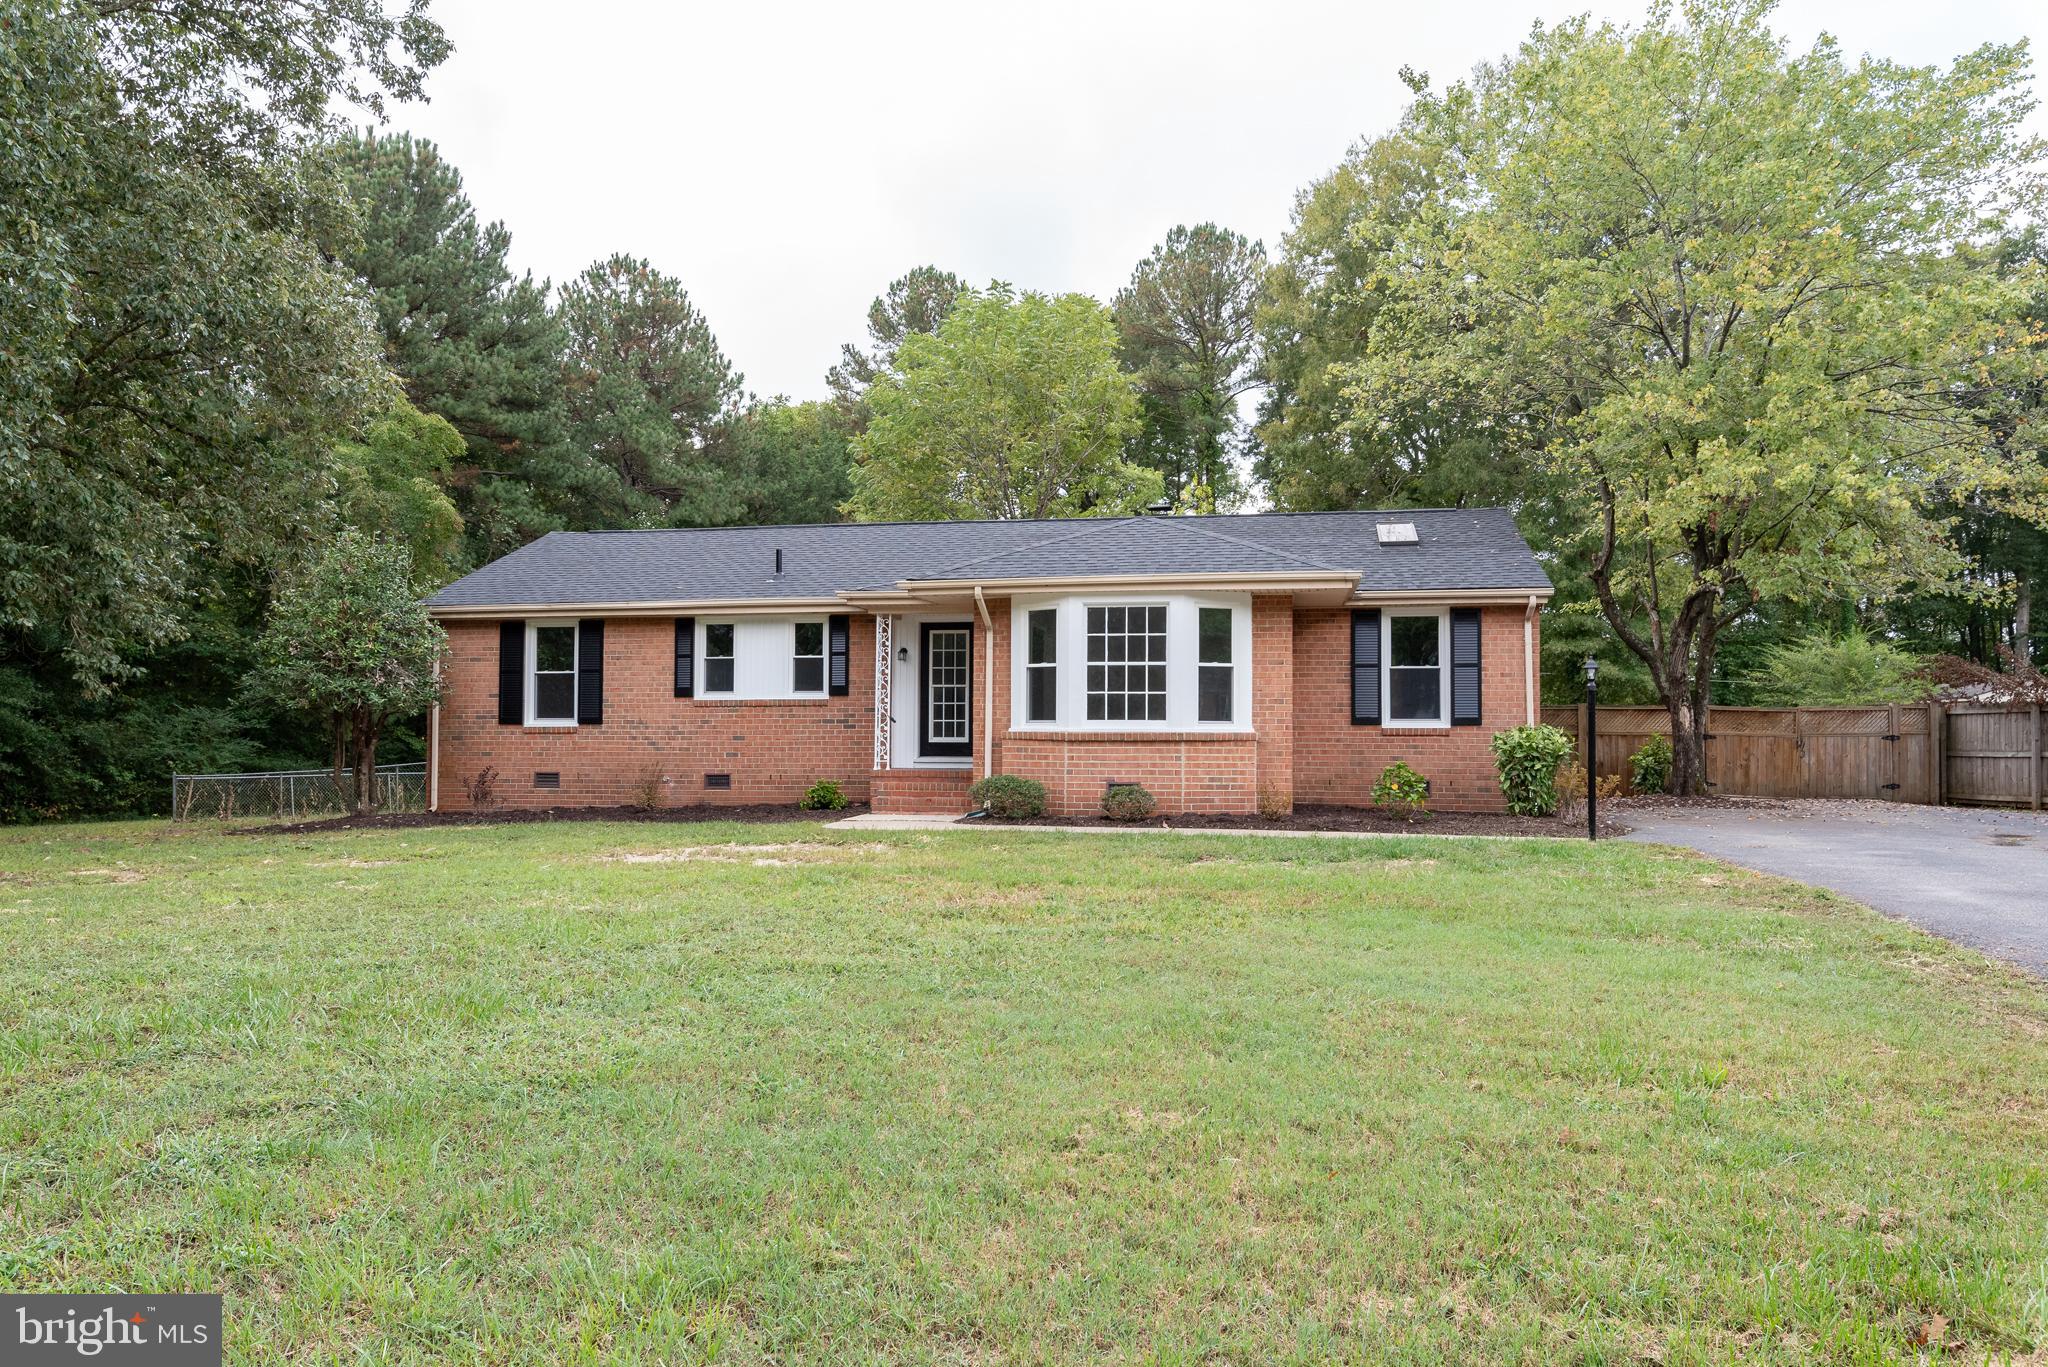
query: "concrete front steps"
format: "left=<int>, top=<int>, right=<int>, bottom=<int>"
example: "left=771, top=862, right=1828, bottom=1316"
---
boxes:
left=871, top=768, right=975, bottom=815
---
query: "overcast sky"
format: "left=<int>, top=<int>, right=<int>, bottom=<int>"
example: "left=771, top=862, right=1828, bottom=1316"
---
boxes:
left=389, top=0, right=2043, bottom=403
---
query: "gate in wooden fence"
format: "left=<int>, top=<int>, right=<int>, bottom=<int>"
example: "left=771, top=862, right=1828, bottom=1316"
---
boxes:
left=1537, top=702, right=2044, bottom=809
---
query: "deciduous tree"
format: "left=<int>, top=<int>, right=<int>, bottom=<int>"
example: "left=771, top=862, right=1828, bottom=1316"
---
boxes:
left=250, top=532, right=444, bottom=814
left=846, top=288, right=1159, bottom=522
left=1337, top=0, right=2047, bottom=793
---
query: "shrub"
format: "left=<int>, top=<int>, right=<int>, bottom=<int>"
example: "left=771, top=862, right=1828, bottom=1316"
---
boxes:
left=969, top=774, right=1047, bottom=820
left=462, top=766, right=499, bottom=809
left=635, top=771, right=666, bottom=809
left=1489, top=724, right=1576, bottom=816
left=1743, top=629, right=1927, bottom=705
left=1556, top=761, right=1625, bottom=822
left=1371, top=762, right=1429, bottom=821
left=1102, top=783, right=1157, bottom=822
left=1627, top=736, right=1673, bottom=795
left=799, top=780, right=849, bottom=811
left=1256, top=783, right=1291, bottom=821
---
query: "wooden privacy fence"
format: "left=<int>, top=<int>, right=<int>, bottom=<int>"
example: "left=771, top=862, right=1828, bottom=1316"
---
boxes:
left=1537, top=702, right=2045, bottom=809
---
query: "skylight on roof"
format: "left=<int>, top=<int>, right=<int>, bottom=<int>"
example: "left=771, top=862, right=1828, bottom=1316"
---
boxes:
left=1376, top=521, right=1419, bottom=545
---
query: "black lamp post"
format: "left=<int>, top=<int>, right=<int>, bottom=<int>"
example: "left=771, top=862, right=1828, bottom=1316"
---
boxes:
left=1584, top=653, right=1600, bottom=841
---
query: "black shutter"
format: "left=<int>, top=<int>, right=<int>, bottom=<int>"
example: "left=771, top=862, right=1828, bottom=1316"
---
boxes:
left=673, top=616, right=695, bottom=697
left=576, top=619, right=604, bottom=725
left=1350, top=608, right=1380, bottom=726
left=1450, top=608, right=1481, bottom=726
left=497, top=621, right=524, bottom=725
left=827, top=614, right=850, bottom=696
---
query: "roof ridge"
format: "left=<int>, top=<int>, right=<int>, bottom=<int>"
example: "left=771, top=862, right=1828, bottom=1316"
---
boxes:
left=911, top=517, right=1139, bottom=578
left=1165, top=517, right=1347, bottom=572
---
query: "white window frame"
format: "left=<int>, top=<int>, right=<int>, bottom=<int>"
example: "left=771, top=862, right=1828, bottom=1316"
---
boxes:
left=1382, top=607, right=1451, bottom=729
left=701, top=620, right=736, bottom=695
left=1024, top=606, right=1058, bottom=723
left=1196, top=604, right=1234, bottom=724
left=1008, top=594, right=1251, bottom=734
left=525, top=618, right=580, bottom=728
left=791, top=619, right=826, bottom=695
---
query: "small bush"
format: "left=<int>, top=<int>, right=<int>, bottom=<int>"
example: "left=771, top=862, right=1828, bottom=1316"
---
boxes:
left=799, top=780, right=849, bottom=811
left=1627, top=736, right=1673, bottom=795
left=1256, top=783, right=1291, bottom=821
left=635, top=771, right=667, bottom=809
left=1556, top=761, right=1625, bottom=821
left=1371, top=762, right=1429, bottom=821
left=1489, top=724, right=1576, bottom=816
left=969, top=774, right=1047, bottom=820
left=1102, top=783, right=1157, bottom=822
left=462, top=766, right=499, bottom=809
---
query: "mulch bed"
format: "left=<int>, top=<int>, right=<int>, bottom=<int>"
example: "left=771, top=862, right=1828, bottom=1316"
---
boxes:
left=989, top=802, right=1627, bottom=840
left=245, top=803, right=869, bottom=835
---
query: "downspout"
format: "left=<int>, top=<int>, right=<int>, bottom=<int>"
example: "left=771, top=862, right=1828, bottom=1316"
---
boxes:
left=1523, top=596, right=1540, bottom=727
left=974, top=586, right=994, bottom=781
left=428, top=654, right=442, bottom=812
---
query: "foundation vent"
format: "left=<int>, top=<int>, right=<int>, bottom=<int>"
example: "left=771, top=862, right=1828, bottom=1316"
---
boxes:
left=533, top=771, right=561, bottom=790
left=704, top=772, right=733, bottom=790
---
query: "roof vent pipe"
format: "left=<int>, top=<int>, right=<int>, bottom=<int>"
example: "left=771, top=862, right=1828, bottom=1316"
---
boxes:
left=774, top=547, right=783, bottom=576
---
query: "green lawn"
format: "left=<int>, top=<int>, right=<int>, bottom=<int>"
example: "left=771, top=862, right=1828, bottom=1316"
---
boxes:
left=3, top=820, right=2045, bottom=1364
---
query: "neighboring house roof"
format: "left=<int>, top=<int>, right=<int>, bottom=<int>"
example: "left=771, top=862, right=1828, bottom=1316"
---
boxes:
left=424, top=508, right=1552, bottom=610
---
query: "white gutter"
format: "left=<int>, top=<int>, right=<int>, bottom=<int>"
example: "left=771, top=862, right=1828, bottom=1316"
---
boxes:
left=973, top=586, right=994, bottom=781
left=1523, top=595, right=1540, bottom=727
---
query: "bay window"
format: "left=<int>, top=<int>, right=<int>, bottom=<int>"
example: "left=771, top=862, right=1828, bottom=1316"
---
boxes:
left=1013, top=596, right=1248, bottom=732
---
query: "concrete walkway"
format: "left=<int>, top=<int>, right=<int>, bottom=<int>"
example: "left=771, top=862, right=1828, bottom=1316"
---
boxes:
left=1621, top=800, right=2048, bottom=975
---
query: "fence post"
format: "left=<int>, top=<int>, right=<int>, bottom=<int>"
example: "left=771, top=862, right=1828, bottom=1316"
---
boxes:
left=2033, top=703, right=2043, bottom=813
left=1929, top=702, right=1943, bottom=807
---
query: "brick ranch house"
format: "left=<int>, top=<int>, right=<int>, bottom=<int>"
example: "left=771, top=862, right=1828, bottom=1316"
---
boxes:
left=422, top=509, right=1552, bottom=817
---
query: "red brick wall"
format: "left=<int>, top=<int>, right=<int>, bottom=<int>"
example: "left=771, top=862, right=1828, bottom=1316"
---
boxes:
left=432, top=617, right=875, bottom=810
left=1291, top=605, right=1536, bottom=812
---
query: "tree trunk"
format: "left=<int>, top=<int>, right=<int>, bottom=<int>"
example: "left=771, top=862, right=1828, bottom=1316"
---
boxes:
left=350, top=710, right=379, bottom=815
left=2017, top=571, right=2033, bottom=665
left=1668, top=695, right=1708, bottom=796
left=331, top=719, right=347, bottom=790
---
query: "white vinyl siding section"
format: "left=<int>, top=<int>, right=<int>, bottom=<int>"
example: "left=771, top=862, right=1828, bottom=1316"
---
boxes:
left=1008, top=594, right=1252, bottom=733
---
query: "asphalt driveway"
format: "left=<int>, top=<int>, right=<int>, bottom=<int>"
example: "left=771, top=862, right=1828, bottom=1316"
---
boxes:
left=1621, top=800, right=2048, bottom=975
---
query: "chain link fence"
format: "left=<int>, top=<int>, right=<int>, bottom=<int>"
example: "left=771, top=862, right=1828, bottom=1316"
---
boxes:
left=170, top=763, right=427, bottom=822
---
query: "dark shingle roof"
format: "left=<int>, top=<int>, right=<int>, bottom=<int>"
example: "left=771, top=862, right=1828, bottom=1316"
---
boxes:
left=424, top=508, right=1550, bottom=608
